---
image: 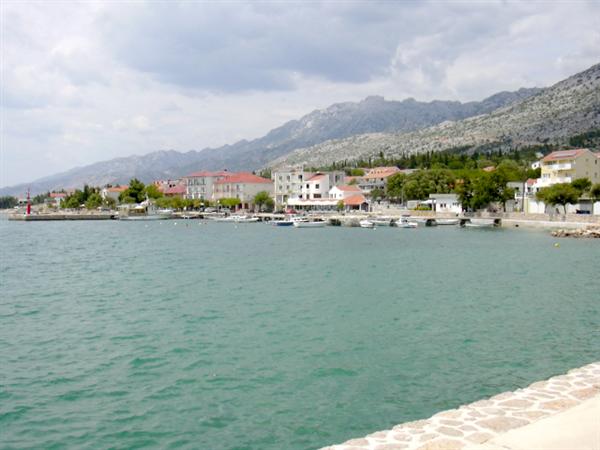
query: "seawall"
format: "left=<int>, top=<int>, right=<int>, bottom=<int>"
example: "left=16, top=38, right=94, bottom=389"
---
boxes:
left=321, top=361, right=600, bottom=450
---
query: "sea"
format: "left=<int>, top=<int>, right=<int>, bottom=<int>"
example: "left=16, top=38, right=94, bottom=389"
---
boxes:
left=1, top=218, right=598, bottom=450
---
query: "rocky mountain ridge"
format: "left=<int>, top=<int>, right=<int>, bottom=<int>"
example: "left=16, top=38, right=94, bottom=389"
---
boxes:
left=271, top=63, right=600, bottom=168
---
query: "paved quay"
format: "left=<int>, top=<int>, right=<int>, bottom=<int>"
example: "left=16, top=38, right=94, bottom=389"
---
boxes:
left=321, top=362, right=600, bottom=450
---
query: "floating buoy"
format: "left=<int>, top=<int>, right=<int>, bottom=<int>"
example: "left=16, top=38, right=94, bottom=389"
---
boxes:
left=174, top=222, right=177, bottom=225
left=554, top=243, right=560, bottom=248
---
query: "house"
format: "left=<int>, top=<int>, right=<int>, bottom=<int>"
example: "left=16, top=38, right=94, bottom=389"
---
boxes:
left=101, top=186, right=128, bottom=203
left=343, top=194, right=369, bottom=212
left=182, top=171, right=229, bottom=200
left=301, top=172, right=345, bottom=200
left=212, top=172, right=273, bottom=210
left=162, top=184, right=186, bottom=198
left=358, top=167, right=401, bottom=193
left=507, top=179, right=538, bottom=212
left=48, top=192, right=67, bottom=207
left=329, top=185, right=362, bottom=201
left=153, top=179, right=181, bottom=192
left=272, top=167, right=314, bottom=208
left=428, top=193, right=462, bottom=214
left=539, top=148, right=600, bottom=187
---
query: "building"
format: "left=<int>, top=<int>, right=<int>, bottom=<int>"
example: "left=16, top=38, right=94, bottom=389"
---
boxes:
left=162, top=184, right=186, bottom=198
left=428, top=193, right=462, bottom=214
left=212, top=172, right=274, bottom=209
left=329, top=185, right=363, bottom=201
left=285, top=184, right=369, bottom=212
left=301, top=172, right=345, bottom=200
left=153, top=179, right=181, bottom=193
left=48, top=192, right=67, bottom=207
left=183, top=171, right=229, bottom=200
left=101, top=186, right=128, bottom=203
left=358, top=167, right=401, bottom=193
left=272, top=167, right=314, bottom=207
left=539, top=148, right=600, bottom=187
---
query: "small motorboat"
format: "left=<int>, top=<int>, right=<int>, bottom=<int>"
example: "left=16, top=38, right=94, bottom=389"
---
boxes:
left=359, top=219, right=375, bottom=228
left=371, top=217, right=394, bottom=226
left=233, top=215, right=259, bottom=223
left=436, top=218, right=459, bottom=226
left=464, top=220, right=495, bottom=228
left=396, top=218, right=418, bottom=228
left=293, top=218, right=326, bottom=228
left=271, top=219, right=294, bottom=226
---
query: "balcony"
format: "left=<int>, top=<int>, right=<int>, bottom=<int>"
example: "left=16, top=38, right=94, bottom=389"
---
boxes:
left=544, top=163, right=572, bottom=171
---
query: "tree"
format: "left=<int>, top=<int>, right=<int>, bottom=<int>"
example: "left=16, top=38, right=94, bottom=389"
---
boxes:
left=146, top=184, right=163, bottom=199
left=219, top=198, right=240, bottom=209
left=253, top=191, right=274, bottom=212
left=591, top=183, right=600, bottom=202
left=104, top=197, right=117, bottom=209
left=337, top=200, right=345, bottom=211
left=386, top=173, right=407, bottom=202
left=571, top=178, right=592, bottom=196
left=85, top=193, right=103, bottom=209
left=0, top=196, right=18, bottom=209
left=536, top=183, right=580, bottom=214
left=348, top=168, right=365, bottom=176
left=120, top=178, right=146, bottom=203
left=370, top=188, right=385, bottom=203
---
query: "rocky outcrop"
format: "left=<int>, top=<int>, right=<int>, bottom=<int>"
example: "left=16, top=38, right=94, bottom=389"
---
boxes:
left=551, top=226, right=600, bottom=238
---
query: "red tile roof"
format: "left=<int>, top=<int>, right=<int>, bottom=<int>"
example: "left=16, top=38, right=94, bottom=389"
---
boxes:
left=184, top=170, right=230, bottom=178
left=163, top=185, right=186, bottom=195
left=106, top=186, right=128, bottom=192
left=542, top=149, right=587, bottom=162
left=50, top=192, right=66, bottom=198
left=363, top=167, right=400, bottom=179
left=526, top=178, right=537, bottom=186
left=306, top=173, right=326, bottom=181
left=343, top=194, right=368, bottom=206
left=334, top=185, right=362, bottom=192
left=214, top=172, right=273, bottom=184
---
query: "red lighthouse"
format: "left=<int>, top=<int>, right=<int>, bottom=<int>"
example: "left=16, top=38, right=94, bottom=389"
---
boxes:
left=26, top=189, right=31, bottom=215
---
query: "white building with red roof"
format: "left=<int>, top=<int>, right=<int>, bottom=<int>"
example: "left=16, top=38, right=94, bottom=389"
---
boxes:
left=101, top=185, right=128, bottom=203
left=212, top=172, right=273, bottom=209
left=272, top=167, right=314, bottom=208
left=359, top=166, right=401, bottom=192
left=285, top=184, right=369, bottom=211
left=182, top=170, right=230, bottom=200
left=301, top=171, right=345, bottom=200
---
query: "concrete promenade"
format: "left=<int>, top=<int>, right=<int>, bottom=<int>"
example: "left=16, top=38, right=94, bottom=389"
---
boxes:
left=321, top=362, right=600, bottom=450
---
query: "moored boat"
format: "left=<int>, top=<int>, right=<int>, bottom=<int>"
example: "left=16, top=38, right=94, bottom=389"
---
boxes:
left=436, top=218, right=459, bottom=225
left=359, top=219, right=375, bottom=228
left=118, top=201, right=173, bottom=220
left=396, top=218, right=418, bottom=228
left=293, top=218, right=326, bottom=228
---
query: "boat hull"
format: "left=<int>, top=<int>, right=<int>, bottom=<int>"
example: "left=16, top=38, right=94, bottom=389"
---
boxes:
left=293, top=222, right=326, bottom=228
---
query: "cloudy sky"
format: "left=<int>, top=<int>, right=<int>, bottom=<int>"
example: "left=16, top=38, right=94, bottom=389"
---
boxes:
left=1, top=1, right=599, bottom=187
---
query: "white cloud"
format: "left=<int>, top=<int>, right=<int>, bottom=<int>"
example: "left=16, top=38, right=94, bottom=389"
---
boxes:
left=1, top=0, right=599, bottom=187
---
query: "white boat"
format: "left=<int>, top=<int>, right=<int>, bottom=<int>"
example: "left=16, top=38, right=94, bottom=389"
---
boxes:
left=359, top=219, right=375, bottom=228
left=293, top=218, right=326, bottom=228
left=436, top=218, right=459, bottom=226
left=464, top=220, right=495, bottom=228
left=233, top=215, right=259, bottom=223
left=118, top=201, right=173, bottom=220
left=396, top=218, right=418, bottom=228
left=371, top=218, right=395, bottom=226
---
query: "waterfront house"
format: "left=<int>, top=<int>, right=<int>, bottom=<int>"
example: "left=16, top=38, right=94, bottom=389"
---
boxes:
left=212, top=172, right=273, bottom=210
left=428, top=193, right=462, bottom=214
left=329, top=185, right=363, bottom=201
left=301, top=172, right=345, bottom=200
left=342, top=194, right=369, bottom=212
left=182, top=171, right=229, bottom=200
left=162, top=184, right=186, bottom=198
left=101, top=186, right=128, bottom=203
left=48, top=192, right=67, bottom=207
left=358, top=167, right=401, bottom=193
left=272, top=167, right=314, bottom=208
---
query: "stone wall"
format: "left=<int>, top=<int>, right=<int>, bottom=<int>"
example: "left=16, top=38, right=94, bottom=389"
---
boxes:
left=321, top=362, right=600, bottom=450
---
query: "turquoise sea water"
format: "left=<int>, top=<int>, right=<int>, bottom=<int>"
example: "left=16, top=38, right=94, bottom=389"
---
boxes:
left=0, top=218, right=599, bottom=450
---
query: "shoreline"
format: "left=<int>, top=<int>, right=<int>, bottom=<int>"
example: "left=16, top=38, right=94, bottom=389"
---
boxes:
left=321, top=361, right=600, bottom=450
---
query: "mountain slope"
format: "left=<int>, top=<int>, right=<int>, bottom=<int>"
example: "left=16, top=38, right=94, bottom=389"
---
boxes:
left=1, top=88, right=543, bottom=196
left=272, top=63, right=600, bottom=168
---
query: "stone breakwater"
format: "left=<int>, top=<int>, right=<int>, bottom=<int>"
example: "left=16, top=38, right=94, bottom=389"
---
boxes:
left=322, top=362, right=600, bottom=450
left=551, top=226, right=600, bottom=238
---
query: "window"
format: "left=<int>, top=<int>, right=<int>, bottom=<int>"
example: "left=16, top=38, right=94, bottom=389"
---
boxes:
left=314, top=194, right=322, bottom=199
left=315, top=184, right=320, bottom=189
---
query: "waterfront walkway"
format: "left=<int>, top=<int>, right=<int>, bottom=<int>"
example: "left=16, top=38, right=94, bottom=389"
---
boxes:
left=322, top=362, right=600, bottom=450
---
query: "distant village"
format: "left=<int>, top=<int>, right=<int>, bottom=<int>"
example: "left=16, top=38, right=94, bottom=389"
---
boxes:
left=6, top=148, right=600, bottom=217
